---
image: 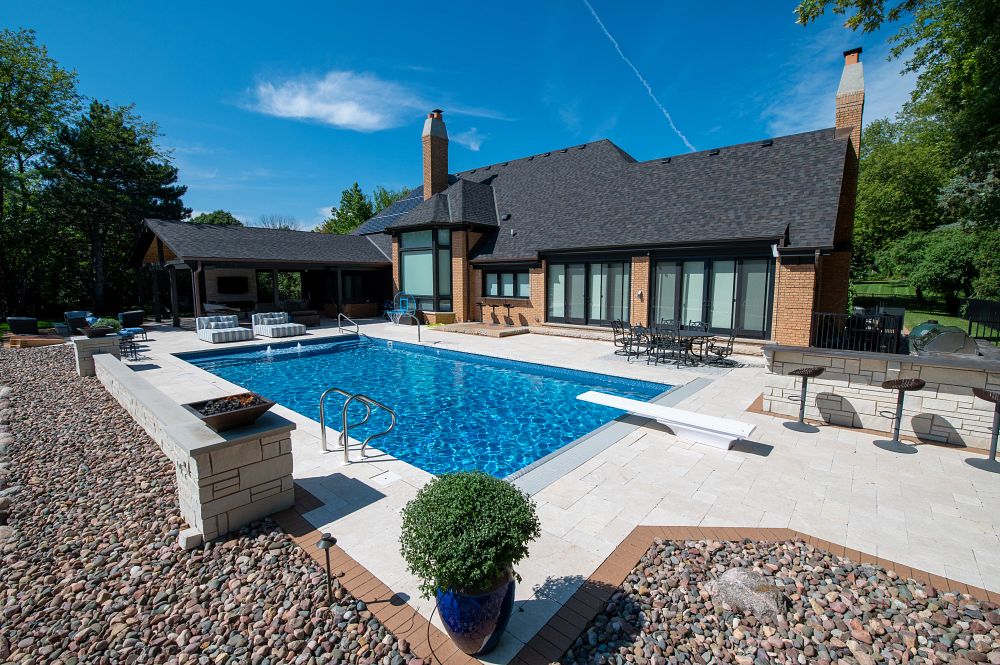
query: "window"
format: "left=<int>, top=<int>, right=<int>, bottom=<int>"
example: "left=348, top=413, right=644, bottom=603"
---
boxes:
left=483, top=269, right=530, bottom=298
left=398, top=229, right=452, bottom=311
left=652, top=257, right=773, bottom=338
left=546, top=261, right=630, bottom=325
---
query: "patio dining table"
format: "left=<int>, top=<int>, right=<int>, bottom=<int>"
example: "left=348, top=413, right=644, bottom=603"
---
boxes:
left=634, top=326, right=714, bottom=365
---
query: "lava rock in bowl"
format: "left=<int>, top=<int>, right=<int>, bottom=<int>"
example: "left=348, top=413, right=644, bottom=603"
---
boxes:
left=183, top=392, right=275, bottom=432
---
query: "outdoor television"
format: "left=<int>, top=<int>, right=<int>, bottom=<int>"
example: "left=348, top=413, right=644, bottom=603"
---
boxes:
left=216, top=276, right=249, bottom=295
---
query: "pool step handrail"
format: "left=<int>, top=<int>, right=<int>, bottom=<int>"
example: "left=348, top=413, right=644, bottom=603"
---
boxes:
left=338, top=313, right=360, bottom=336
left=318, top=386, right=397, bottom=461
left=398, top=312, right=422, bottom=342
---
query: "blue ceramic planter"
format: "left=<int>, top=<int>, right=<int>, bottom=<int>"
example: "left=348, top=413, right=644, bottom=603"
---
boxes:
left=435, top=571, right=516, bottom=655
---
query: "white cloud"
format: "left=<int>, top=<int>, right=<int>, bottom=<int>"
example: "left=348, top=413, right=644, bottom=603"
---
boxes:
left=250, top=70, right=507, bottom=132
left=252, top=70, right=420, bottom=131
left=452, top=127, right=485, bottom=151
left=760, top=27, right=917, bottom=136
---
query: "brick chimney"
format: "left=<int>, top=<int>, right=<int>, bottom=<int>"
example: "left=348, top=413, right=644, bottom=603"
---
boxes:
left=835, top=47, right=865, bottom=158
left=422, top=109, right=448, bottom=200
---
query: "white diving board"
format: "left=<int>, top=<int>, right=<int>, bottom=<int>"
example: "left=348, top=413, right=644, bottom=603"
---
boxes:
left=577, top=391, right=755, bottom=450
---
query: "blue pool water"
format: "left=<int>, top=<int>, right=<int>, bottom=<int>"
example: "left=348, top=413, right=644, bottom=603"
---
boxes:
left=181, top=337, right=670, bottom=477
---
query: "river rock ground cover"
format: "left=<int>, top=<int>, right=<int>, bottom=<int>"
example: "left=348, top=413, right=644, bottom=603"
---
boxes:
left=562, top=538, right=1000, bottom=665
left=0, top=346, right=413, bottom=665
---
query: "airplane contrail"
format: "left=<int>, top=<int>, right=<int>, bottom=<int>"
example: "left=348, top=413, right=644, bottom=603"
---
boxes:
left=581, top=0, right=696, bottom=152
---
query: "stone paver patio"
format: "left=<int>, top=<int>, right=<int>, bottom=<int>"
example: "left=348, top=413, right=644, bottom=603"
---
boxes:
left=125, top=319, right=1000, bottom=663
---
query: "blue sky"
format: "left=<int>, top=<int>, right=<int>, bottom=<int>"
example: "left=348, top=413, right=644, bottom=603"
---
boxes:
left=5, top=2, right=915, bottom=228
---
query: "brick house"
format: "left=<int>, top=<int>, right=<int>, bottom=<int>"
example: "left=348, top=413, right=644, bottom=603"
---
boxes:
left=356, top=49, right=865, bottom=345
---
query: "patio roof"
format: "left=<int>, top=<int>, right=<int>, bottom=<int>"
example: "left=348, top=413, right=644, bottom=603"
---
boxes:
left=133, top=218, right=392, bottom=269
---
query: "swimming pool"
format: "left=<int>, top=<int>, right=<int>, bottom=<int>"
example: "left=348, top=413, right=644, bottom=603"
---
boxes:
left=181, top=337, right=670, bottom=477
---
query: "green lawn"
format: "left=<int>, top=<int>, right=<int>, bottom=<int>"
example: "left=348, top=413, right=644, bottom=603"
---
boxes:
left=0, top=320, right=56, bottom=334
left=853, top=280, right=970, bottom=332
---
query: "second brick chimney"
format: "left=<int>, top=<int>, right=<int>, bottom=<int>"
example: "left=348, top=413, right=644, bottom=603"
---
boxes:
left=422, top=109, right=448, bottom=200
left=835, top=47, right=865, bottom=158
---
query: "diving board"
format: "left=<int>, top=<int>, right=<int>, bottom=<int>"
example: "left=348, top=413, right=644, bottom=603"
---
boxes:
left=577, top=391, right=755, bottom=450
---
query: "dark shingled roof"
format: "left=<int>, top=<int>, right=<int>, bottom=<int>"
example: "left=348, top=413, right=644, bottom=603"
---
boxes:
left=367, top=129, right=849, bottom=262
left=143, top=218, right=391, bottom=265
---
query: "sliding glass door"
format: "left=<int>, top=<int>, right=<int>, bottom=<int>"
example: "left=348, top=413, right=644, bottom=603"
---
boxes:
left=547, top=261, right=630, bottom=325
left=652, top=257, right=773, bottom=338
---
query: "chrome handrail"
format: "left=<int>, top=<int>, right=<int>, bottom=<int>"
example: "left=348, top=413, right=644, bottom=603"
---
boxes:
left=338, top=313, right=360, bottom=335
left=318, top=386, right=397, bottom=461
left=354, top=395, right=397, bottom=458
left=399, top=312, right=421, bottom=342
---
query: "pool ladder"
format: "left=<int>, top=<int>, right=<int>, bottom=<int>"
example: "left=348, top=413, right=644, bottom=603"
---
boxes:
left=318, top=387, right=397, bottom=462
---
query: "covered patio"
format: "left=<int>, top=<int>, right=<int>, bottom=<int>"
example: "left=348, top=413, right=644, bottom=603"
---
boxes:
left=132, top=218, right=393, bottom=326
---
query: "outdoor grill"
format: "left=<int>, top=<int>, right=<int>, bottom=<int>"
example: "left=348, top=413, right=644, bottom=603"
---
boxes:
left=909, top=322, right=979, bottom=356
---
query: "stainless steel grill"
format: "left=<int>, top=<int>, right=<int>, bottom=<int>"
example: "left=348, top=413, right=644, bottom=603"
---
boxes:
left=910, top=322, right=979, bottom=355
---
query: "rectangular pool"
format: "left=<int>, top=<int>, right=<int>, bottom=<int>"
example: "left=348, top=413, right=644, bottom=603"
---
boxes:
left=180, top=337, right=671, bottom=477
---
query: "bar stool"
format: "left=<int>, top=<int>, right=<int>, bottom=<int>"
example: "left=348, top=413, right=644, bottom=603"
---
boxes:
left=783, top=366, right=825, bottom=433
left=874, top=378, right=926, bottom=454
left=476, top=302, right=485, bottom=322
left=503, top=303, right=513, bottom=325
left=967, top=388, right=1000, bottom=473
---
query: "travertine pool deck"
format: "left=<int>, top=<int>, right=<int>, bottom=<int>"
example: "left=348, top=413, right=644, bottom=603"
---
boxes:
left=120, top=319, right=1000, bottom=664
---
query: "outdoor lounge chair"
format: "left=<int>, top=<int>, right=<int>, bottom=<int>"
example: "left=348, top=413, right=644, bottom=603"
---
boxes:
left=64, top=310, right=92, bottom=334
left=195, top=314, right=253, bottom=344
left=6, top=317, right=38, bottom=335
left=117, top=310, right=147, bottom=340
left=577, top=391, right=755, bottom=450
left=252, top=312, right=307, bottom=338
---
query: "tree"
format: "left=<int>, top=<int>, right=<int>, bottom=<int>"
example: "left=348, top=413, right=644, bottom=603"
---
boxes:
left=878, top=226, right=978, bottom=313
left=190, top=209, right=242, bottom=226
left=852, top=115, right=951, bottom=275
left=372, top=185, right=410, bottom=214
left=317, top=182, right=374, bottom=234
left=0, top=28, right=79, bottom=316
left=44, top=101, right=188, bottom=311
left=256, top=214, right=300, bottom=230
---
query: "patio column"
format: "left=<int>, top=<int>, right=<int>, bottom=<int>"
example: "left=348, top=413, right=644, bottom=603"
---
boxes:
left=154, top=239, right=165, bottom=322
left=168, top=265, right=180, bottom=328
left=192, top=262, right=204, bottom=318
left=336, top=268, right=344, bottom=316
left=270, top=269, right=279, bottom=309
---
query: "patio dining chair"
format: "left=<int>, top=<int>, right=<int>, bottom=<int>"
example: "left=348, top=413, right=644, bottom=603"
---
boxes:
left=611, top=319, right=632, bottom=355
left=647, top=322, right=683, bottom=366
left=705, top=332, right=737, bottom=366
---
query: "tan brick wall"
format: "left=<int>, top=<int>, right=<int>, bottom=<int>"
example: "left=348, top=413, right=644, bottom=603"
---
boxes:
left=630, top=256, right=650, bottom=326
left=391, top=237, right=400, bottom=294
left=422, top=134, right=448, bottom=198
left=771, top=259, right=817, bottom=346
left=451, top=230, right=469, bottom=322
left=471, top=262, right=546, bottom=325
left=816, top=251, right=852, bottom=314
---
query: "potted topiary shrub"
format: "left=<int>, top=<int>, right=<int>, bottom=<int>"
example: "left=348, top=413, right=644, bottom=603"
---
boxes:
left=83, top=317, right=121, bottom=338
left=400, top=471, right=540, bottom=656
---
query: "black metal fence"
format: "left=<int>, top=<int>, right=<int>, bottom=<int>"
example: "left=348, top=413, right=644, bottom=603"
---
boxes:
left=967, top=299, right=1000, bottom=346
left=811, top=312, right=905, bottom=353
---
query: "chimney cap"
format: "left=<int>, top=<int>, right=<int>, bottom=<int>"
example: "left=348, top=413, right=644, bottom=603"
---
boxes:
left=843, top=47, right=862, bottom=57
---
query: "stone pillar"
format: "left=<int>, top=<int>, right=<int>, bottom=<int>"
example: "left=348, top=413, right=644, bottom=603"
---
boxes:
left=451, top=230, right=468, bottom=322
left=771, top=259, right=817, bottom=346
left=72, top=336, right=121, bottom=377
left=630, top=256, right=650, bottom=326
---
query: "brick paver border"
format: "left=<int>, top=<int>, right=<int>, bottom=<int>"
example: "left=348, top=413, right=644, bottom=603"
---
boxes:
left=274, top=487, right=998, bottom=665
left=273, top=485, right=479, bottom=665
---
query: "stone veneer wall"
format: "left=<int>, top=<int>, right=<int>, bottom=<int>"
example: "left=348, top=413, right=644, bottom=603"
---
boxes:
left=93, top=354, right=295, bottom=547
left=71, top=336, right=121, bottom=377
left=763, top=344, right=1000, bottom=448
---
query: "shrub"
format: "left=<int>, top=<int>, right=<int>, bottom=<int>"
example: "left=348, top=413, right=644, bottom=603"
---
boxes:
left=400, top=471, right=540, bottom=599
left=92, top=317, right=121, bottom=331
